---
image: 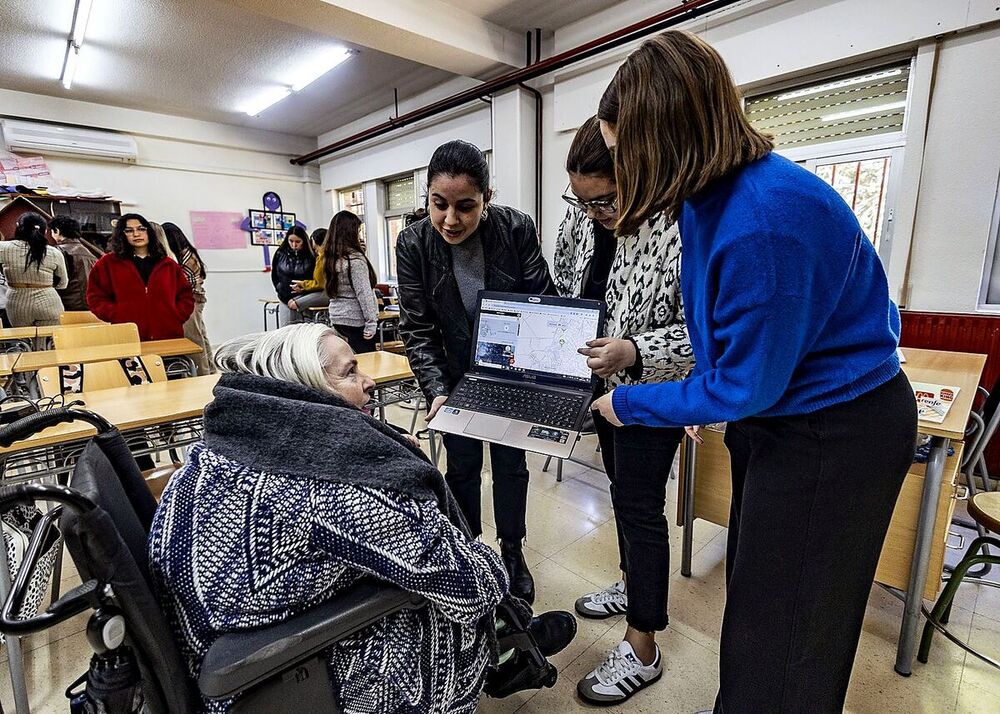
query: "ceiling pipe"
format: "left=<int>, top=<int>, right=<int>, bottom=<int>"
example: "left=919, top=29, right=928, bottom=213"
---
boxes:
left=291, top=0, right=742, bottom=165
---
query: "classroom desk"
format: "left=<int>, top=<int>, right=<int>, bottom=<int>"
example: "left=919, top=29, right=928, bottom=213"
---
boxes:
left=259, top=298, right=280, bottom=331
left=676, top=347, right=986, bottom=676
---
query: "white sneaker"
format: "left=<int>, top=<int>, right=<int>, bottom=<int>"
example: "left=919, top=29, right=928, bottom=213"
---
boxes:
left=575, top=579, right=627, bottom=619
left=577, top=640, right=662, bottom=704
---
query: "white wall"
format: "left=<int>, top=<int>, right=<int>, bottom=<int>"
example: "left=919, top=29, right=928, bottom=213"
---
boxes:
left=0, top=88, right=326, bottom=342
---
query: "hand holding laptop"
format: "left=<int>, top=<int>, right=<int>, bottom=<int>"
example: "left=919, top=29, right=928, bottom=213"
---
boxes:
left=426, top=395, right=448, bottom=422
left=577, top=337, right=637, bottom=378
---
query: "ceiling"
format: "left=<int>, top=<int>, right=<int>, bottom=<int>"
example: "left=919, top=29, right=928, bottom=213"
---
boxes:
left=0, top=0, right=620, bottom=138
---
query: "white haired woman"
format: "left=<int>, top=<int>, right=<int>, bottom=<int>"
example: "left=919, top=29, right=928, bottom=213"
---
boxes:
left=148, top=324, right=576, bottom=712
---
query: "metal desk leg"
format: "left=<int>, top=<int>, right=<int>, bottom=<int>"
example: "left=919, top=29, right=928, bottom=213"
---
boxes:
left=181, top=355, right=198, bottom=378
left=681, top=436, right=697, bottom=578
left=0, top=526, right=31, bottom=713
left=428, top=429, right=439, bottom=466
left=895, top=435, right=949, bottom=676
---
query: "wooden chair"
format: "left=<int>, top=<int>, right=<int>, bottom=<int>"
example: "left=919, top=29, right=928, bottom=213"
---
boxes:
left=51, top=322, right=141, bottom=350
left=36, top=354, right=168, bottom=397
left=919, top=491, right=1000, bottom=667
left=59, top=311, right=105, bottom=325
left=36, top=354, right=179, bottom=500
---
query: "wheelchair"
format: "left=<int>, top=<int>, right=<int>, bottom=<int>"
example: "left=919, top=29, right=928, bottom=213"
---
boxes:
left=0, top=406, right=557, bottom=712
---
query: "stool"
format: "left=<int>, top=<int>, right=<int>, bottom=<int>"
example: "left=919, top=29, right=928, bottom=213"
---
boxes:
left=918, top=491, right=1000, bottom=667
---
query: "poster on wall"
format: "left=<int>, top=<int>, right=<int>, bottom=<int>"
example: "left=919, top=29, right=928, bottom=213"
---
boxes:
left=189, top=211, right=247, bottom=250
left=249, top=211, right=294, bottom=246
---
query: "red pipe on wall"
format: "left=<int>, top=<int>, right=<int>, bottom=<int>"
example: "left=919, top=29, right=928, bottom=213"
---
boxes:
left=291, top=0, right=743, bottom=165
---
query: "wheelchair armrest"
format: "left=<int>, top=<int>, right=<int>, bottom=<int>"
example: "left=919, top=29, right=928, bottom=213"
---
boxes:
left=198, top=580, right=426, bottom=700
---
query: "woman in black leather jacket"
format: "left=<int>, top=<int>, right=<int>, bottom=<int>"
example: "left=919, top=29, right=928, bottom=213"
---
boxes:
left=396, top=140, right=555, bottom=605
left=270, top=226, right=315, bottom=327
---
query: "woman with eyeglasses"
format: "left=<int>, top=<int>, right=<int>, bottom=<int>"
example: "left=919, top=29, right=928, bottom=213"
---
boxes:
left=553, top=116, right=694, bottom=705
left=87, top=213, right=194, bottom=340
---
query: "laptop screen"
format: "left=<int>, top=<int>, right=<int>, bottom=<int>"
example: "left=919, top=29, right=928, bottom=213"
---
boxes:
left=472, top=292, right=604, bottom=387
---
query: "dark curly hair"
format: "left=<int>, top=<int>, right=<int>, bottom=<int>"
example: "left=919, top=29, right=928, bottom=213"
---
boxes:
left=109, top=213, right=166, bottom=260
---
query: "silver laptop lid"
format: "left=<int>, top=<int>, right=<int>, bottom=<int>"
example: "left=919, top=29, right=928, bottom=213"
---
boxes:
left=470, top=291, right=605, bottom=390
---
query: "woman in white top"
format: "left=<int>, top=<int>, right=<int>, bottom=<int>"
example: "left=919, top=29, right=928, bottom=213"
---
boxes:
left=0, top=213, right=68, bottom=326
left=318, top=210, right=379, bottom=353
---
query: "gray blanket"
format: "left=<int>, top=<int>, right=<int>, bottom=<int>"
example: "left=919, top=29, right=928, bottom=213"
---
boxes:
left=203, top=372, right=470, bottom=537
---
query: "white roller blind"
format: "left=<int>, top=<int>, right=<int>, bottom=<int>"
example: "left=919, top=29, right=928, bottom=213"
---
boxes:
left=385, top=176, right=415, bottom=211
left=746, top=64, right=911, bottom=149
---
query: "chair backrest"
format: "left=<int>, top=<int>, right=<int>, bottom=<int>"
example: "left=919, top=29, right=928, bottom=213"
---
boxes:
left=52, top=322, right=140, bottom=349
left=60, top=430, right=197, bottom=713
left=59, top=311, right=105, bottom=325
left=37, top=355, right=168, bottom=396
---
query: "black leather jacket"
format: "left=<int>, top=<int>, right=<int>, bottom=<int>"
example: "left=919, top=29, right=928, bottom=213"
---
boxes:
left=271, top=247, right=315, bottom=304
left=396, top=205, right=555, bottom=402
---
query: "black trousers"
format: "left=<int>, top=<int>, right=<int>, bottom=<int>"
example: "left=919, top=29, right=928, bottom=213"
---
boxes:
left=442, top=433, right=529, bottom=542
left=714, top=370, right=916, bottom=713
left=593, top=411, right=683, bottom=632
left=334, top=324, right=376, bottom=354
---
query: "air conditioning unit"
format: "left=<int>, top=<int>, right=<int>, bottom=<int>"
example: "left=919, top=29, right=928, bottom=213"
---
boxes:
left=1, top=120, right=138, bottom=164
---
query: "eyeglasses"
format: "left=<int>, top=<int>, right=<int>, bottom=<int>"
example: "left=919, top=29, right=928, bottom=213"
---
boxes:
left=123, top=226, right=148, bottom=235
left=561, top=186, right=617, bottom=215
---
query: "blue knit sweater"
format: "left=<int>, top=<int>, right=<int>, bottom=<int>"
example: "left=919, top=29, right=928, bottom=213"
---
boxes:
left=611, top=153, right=901, bottom=428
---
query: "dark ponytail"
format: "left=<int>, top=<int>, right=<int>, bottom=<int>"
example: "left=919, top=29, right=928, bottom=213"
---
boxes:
left=13, top=212, right=49, bottom=270
left=426, top=140, right=490, bottom=197
left=566, top=116, right=614, bottom=177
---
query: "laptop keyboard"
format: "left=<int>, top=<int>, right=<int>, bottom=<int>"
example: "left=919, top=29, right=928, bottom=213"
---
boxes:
left=448, top=380, right=586, bottom=430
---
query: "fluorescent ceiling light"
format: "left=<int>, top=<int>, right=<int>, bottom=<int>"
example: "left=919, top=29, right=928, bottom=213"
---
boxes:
left=821, top=101, right=907, bottom=122
left=777, top=68, right=902, bottom=102
left=71, top=0, right=94, bottom=46
left=291, top=48, right=352, bottom=92
left=244, top=88, right=292, bottom=117
left=61, top=44, right=79, bottom=90
left=243, top=47, right=353, bottom=117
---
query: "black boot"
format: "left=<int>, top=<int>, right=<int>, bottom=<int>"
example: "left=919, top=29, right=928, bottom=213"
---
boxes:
left=500, top=540, right=535, bottom=605
left=528, top=611, right=577, bottom=657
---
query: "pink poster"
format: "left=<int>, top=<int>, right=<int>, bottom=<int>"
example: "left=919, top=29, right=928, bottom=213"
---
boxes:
left=189, top=211, right=247, bottom=250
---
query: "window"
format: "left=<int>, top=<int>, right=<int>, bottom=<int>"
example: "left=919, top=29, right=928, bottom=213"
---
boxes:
left=339, top=186, right=366, bottom=247
left=383, top=175, right=416, bottom=279
left=746, top=63, right=911, bottom=150
left=748, top=62, right=912, bottom=263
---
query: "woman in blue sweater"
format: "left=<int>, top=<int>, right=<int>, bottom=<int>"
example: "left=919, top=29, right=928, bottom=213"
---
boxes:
left=590, top=31, right=917, bottom=712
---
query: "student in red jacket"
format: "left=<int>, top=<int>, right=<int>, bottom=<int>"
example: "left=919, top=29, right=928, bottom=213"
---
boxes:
left=87, top=213, right=194, bottom=340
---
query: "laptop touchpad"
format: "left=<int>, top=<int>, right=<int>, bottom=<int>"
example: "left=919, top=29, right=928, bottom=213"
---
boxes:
left=465, top=413, right=511, bottom=441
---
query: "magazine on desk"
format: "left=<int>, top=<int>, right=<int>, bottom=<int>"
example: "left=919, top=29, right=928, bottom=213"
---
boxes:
left=911, top=382, right=960, bottom=424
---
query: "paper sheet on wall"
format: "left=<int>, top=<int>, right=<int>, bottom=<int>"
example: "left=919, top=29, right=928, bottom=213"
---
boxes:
left=189, top=211, right=247, bottom=250
left=911, top=382, right=960, bottom=424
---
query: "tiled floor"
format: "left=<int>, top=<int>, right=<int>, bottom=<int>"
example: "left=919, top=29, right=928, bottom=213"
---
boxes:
left=1, top=404, right=997, bottom=712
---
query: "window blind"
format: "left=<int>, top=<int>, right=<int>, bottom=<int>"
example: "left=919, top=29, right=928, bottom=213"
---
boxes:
left=385, top=176, right=415, bottom=211
left=746, top=64, right=910, bottom=149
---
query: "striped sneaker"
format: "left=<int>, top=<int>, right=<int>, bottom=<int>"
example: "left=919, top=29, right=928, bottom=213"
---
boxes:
left=574, top=579, right=627, bottom=619
left=577, top=640, right=662, bottom=705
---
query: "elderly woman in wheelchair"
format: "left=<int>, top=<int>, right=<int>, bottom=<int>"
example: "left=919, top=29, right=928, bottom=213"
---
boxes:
left=146, top=323, right=576, bottom=712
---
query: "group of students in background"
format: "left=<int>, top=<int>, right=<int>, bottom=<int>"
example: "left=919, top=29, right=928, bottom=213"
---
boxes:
left=0, top=210, right=214, bottom=375
left=270, top=209, right=381, bottom=354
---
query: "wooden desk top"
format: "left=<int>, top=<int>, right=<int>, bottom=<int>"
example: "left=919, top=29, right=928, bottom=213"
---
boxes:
left=0, top=327, right=38, bottom=340
left=0, top=352, right=21, bottom=377
left=357, top=350, right=413, bottom=384
left=259, top=298, right=279, bottom=305
left=140, top=339, right=202, bottom=358
left=0, top=375, right=222, bottom=454
left=11, top=344, right=143, bottom=374
left=900, top=347, right=987, bottom=440
left=378, top=310, right=399, bottom=321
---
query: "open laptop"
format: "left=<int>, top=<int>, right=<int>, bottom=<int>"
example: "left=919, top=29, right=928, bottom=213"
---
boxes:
left=428, top=291, right=605, bottom=458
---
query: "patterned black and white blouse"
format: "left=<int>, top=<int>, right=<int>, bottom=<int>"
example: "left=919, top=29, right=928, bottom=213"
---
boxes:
left=148, top=443, right=509, bottom=713
left=553, top=207, right=694, bottom=387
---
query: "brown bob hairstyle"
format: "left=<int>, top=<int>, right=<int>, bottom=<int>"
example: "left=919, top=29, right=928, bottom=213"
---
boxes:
left=566, top=115, right=614, bottom=177
left=598, top=30, right=773, bottom=235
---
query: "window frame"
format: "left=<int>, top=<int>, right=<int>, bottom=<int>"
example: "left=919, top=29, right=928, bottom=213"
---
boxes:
left=381, top=172, right=418, bottom=281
